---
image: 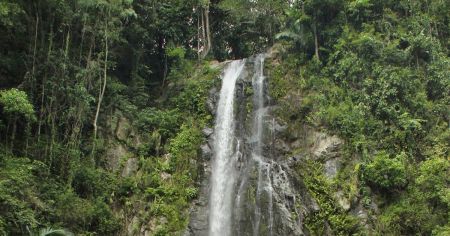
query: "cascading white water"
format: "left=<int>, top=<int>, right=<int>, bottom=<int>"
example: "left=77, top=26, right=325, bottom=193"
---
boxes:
left=209, top=60, right=245, bottom=236
left=187, top=54, right=305, bottom=236
left=251, top=55, right=274, bottom=236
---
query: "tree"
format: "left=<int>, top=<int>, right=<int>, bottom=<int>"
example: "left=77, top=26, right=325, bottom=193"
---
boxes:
left=214, top=0, right=287, bottom=59
left=84, top=0, right=136, bottom=155
left=362, top=152, right=407, bottom=191
left=199, top=0, right=212, bottom=58
left=0, top=89, right=36, bottom=150
left=275, top=0, right=345, bottom=60
left=416, top=157, right=450, bottom=206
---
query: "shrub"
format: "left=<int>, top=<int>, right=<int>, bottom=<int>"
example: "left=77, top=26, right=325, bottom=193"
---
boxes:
left=380, top=197, right=434, bottom=235
left=0, top=88, right=36, bottom=122
left=362, top=152, right=407, bottom=190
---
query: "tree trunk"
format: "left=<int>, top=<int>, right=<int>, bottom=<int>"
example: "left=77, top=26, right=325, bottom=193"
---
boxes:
left=204, top=5, right=212, bottom=58
left=197, top=10, right=201, bottom=60
left=25, top=123, right=30, bottom=156
left=313, top=21, right=320, bottom=60
left=49, top=111, right=56, bottom=168
left=161, top=54, right=168, bottom=92
left=201, top=7, right=207, bottom=58
left=416, top=53, right=420, bottom=69
left=85, top=25, right=96, bottom=91
left=32, top=13, right=39, bottom=85
left=92, top=11, right=110, bottom=155
left=5, top=119, right=11, bottom=149
left=38, top=21, right=54, bottom=142
left=10, top=117, right=17, bottom=152
left=79, top=15, right=87, bottom=66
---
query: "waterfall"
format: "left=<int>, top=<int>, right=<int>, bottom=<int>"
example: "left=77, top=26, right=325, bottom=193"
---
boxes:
left=250, top=55, right=273, bottom=236
left=209, top=59, right=245, bottom=236
left=185, top=55, right=310, bottom=236
left=208, top=55, right=274, bottom=236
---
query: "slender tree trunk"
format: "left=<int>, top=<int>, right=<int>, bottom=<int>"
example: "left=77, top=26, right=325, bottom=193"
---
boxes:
left=38, top=22, right=53, bottom=142
left=434, top=22, right=439, bottom=38
left=49, top=109, right=56, bottom=167
left=32, top=13, right=39, bottom=84
left=201, top=7, right=206, bottom=57
left=25, top=123, right=30, bottom=156
left=79, top=16, right=87, bottom=66
left=64, top=29, right=71, bottom=69
left=313, top=21, right=320, bottom=60
left=197, top=10, right=201, bottom=60
left=92, top=11, right=110, bottom=155
left=416, top=53, right=420, bottom=69
left=161, top=54, right=168, bottom=91
left=86, top=26, right=96, bottom=91
left=5, top=119, right=11, bottom=148
left=204, top=5, right=212, bottom=56
left=269, top=21, right=273, bottom=45
left=10, top=117, right=17, bottom=152
left=46, top=84, right=55, bottom=170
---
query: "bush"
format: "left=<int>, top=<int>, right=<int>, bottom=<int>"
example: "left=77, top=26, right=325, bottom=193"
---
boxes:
left=362, top=152, right=407, bottom=190
left=0, top=157, right=40, bottom=234
left=0, top=88, right=36, bottom=122
left=416, top=157, right=450, bottom=206
left=380, top=197, right=434, bottom=235
left=136, top=108, right=181, bottom=140
left=72, top=167, right=117, bottom=199
left=54, top=190, right=120, bottom=234
left=168, top=124, right=202, bottom=174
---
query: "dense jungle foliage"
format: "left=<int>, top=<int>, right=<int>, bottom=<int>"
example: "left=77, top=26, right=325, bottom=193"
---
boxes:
left=0, top=0, right=448, bottom=235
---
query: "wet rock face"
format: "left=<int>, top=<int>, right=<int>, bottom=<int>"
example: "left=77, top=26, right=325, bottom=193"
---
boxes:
left=184, top=169, right=210, bottom=236
left=206, top=87, right=218, bottom=116
left=185, top=57, right=345, bottom=236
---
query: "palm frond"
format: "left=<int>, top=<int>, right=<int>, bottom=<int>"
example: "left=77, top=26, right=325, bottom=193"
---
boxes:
left=38, top=227, right=74, bottom=236
left=275, top=31, right=301, bottom=41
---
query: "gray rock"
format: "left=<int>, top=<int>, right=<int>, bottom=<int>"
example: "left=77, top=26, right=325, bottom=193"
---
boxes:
left=127, top=216, right=139, bottom=236
left=207, top=87, right=218, bottom=114
left=271, top=162, right=305, bottom=235
left=324, top=158, right=339, bottom=179
left=122, top=158, right=138, bottom=177
left=207, top=137, right=215, bottom=150
left=202, top=127, right=214, bottom=137
left=200, top=143, right=212, bottom=159
left=335, top=190, right=351, bottom=211
left=185, top=161, right=211, bottom=236
left=351, top=202, right=373, bottom=231
left=275, top=139, right=291, bottom=156
left=270, top=117, right=287, bottom=134
left=116, top=116, right=131, bottom=142
left=145, top=217, right=168, bottom=235
left=209, top=60, right=221, bottom=69
left=312, top=132, right=343, bottom=160
left=106, top=143, right=129, bottom=171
